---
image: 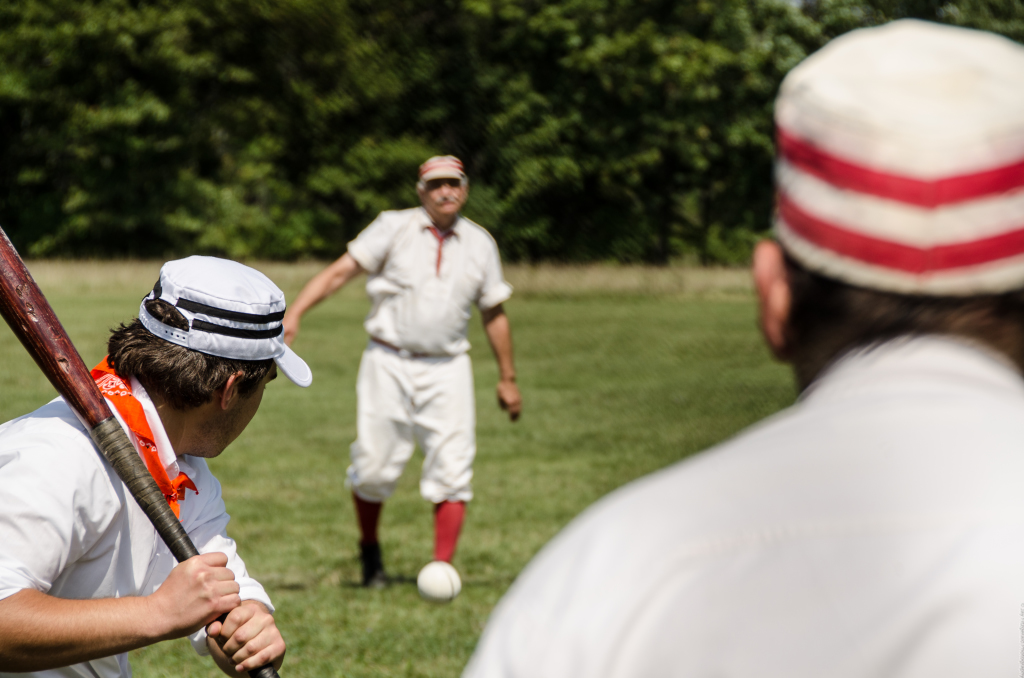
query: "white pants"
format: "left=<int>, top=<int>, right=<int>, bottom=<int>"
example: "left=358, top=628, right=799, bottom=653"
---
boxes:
left=347, top=342, right=476, bottom=503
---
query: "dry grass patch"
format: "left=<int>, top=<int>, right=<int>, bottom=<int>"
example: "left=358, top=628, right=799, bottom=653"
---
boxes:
left=23, top=260, right=752, bottom=299
left=503, top=263, right=751, bottom=297
left=22, top=260, right=162, bottom=296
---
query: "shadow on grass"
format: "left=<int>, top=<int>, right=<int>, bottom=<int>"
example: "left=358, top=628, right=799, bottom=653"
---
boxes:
left=338, top=574, right=418, bottom=589
left=336, top=574, right=513, bottom=589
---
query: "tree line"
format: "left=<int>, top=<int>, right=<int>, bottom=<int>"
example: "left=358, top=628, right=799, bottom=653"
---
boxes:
left=0, top=0, right=1021, bottom=263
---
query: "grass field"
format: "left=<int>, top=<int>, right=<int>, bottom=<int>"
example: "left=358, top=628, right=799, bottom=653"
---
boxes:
left=0, top=261, right=794, bottom=677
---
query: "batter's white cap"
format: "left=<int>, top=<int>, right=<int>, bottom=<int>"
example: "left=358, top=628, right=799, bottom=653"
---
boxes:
left=139, top=256, right=312, bottom=387
left=774, top=19, right=1024, bottom=295
left=419, top=155, right=466, bottom=182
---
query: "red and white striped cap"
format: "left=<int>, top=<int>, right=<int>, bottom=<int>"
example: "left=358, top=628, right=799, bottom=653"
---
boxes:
left=774, top=20, right=1024, bottom=295
left=419, top=155, right=466, bottom=182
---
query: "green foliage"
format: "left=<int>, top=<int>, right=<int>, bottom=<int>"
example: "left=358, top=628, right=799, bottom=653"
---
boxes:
left=460, top=0, right=823, bottom=263
left=0, top=1, right=1021, bottom=262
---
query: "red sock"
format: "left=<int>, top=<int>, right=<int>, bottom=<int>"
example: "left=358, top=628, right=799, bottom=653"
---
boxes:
left=433, top=501, right=466, bottom=562
left=353, top=493, right=383, bottom=544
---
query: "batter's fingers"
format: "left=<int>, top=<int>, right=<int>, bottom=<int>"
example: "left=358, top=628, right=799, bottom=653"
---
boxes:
left=213, top=580, right=241, bottom=596
left=197, top=571, right=240, bottom=596
left=233, top=635, right=285, bottom=673
left=207, top=568, right=239, bottom=582
left=203, top=586, right=241, bottom=620
left=198, top=551, right=230, bottom=568
left=217, top=603, right=277, bottom=654
left=210, top=594, right=243, bottom=622
left=218, top=618, right=257, bottom=654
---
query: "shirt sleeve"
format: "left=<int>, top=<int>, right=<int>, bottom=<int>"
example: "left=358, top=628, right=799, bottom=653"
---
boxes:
left=0, top=406, right=119, bottom=602
left=476, top=231, right=514, bottom=311
left=176, top=456, right=274, bottom=657
left=347, top=212, right=403, bottom=274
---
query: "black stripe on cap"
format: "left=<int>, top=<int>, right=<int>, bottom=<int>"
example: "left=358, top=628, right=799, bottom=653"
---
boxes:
left=177, top=298, right=285, bottom=324
left=191, top=319, right=283, bottom=340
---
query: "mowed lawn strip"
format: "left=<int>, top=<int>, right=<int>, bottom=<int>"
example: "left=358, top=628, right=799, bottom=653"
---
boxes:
left=0, top=262, right=794, bottom=677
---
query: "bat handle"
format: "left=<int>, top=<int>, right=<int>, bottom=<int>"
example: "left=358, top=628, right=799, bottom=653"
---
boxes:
left=90, top=418, right=199, bottom=559
left=90, top=420, right=282, bottom=678
left=249, top=664, right=282, bottom=678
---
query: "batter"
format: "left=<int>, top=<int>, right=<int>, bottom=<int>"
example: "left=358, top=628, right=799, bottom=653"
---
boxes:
left=0, top=257, right=312, bottom=677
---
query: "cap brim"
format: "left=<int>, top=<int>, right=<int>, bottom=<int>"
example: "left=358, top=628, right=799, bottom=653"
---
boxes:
left=275, top=344, right=312, bottom=387
left=420, top=169, right=464, bottom=182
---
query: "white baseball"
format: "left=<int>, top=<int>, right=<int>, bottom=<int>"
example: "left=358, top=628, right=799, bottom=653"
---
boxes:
left=417, top=561, right=462, bottom=603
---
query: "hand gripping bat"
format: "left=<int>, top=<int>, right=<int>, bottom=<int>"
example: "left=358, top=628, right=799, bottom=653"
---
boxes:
left=0, top=228, right=280, bottom=678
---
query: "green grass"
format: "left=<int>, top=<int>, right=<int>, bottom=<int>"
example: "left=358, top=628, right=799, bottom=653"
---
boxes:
left=0, top=262, right=794, bottom=677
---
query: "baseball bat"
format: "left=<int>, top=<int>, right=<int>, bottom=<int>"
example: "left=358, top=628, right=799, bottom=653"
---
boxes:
left=0, top=228, right=279, bottom=678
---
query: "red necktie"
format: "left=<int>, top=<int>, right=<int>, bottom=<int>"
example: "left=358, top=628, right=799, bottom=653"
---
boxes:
left=428, top=226, right=455, bottom=276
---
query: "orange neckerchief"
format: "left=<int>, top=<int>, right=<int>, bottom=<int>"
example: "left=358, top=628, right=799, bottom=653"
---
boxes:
left=91, top=358, right=197, bottom=518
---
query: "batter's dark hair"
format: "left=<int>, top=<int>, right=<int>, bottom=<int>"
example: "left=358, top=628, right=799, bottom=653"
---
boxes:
left=107, top=299, right=274, bottom=410
left=785, top=254, right=1024, bottom=391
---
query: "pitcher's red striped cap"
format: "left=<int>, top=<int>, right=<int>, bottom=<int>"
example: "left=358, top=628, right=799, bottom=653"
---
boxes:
left=774, top=20, right=1024, bottom=295
left=419, top=155, right=466, bottom=182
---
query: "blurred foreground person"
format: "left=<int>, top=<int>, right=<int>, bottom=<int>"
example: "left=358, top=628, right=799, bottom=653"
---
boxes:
left=465, top=20, right=1024, bottom=677
left=0, top=257, right=311, bottom=677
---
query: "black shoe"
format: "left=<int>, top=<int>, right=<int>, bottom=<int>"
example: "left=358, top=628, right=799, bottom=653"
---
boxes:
left=360, top=542, right=388, bottom=588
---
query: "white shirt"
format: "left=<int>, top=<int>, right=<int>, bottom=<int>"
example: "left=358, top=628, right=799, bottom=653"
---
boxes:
left=465, top=337, right=1024, bottom=678
left=0, top=380, right=272, bottom=678
left=347, top=207, right=513, bottom=356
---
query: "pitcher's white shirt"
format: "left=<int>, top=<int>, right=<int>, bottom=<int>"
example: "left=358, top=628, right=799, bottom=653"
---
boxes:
left=465, top=337, right=1024, bottom=678
left=0, top=378, right=272, bottom=678
left=347, top=207, right=512, bottom=356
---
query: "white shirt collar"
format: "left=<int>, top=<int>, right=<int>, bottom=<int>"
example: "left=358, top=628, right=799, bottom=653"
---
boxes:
left=128, top=376, right=180, bottom=477
left=802, top=334, right=1024, bottom=405
left=418, top=206, right=462, bottom=237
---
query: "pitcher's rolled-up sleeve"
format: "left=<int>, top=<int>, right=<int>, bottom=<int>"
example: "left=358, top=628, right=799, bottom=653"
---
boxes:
left=177, top=457, right=274, bottom=656
left=477, top=234, right=513, bottom=311
left=347, top=212, right=402, bottom=274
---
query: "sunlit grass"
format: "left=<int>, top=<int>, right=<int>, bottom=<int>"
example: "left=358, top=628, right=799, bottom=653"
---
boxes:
left=0, top=261, right=791, bottom=678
